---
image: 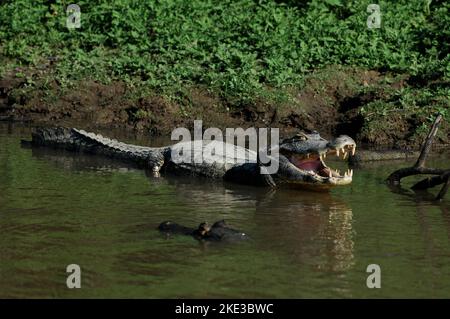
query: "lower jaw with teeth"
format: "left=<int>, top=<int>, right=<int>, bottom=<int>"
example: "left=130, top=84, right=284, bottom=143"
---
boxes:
left=289, top=154, right=354, bottom=185
left=323, top=168, right=353, bottom=179
left=315, top=168, right=353, bottom=185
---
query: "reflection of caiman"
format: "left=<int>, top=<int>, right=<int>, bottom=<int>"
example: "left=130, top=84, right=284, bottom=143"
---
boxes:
left=157, top=179, right=355, bottom=271
left=158, top=220, right=249, bottom=242
left=24, top=127, right=356, bottom=188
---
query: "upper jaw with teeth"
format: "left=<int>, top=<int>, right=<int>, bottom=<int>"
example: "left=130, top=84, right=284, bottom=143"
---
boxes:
left=333, top=144, right=356, bottom=159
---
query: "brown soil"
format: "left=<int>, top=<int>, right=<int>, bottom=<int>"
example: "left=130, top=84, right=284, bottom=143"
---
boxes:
left=0, top=66, right=448, bottom=148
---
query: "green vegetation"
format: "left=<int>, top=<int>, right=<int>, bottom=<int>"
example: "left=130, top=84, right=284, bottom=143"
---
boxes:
left=0, top=0, right=448, bottom=143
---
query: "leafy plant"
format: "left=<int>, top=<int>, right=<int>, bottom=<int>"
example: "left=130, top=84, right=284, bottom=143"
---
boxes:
left=0, top=0, right=448, bottom=118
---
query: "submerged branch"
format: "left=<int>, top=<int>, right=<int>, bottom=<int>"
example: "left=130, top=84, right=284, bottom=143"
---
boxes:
left=437, top=175, right=450, bottom=201
left=412, top=171, right=450, bottom=190
left=386, top=114, right=448, bottom=200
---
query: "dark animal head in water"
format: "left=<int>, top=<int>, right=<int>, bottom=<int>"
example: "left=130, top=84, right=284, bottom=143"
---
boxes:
left=158, top=220, right=248, bottom=242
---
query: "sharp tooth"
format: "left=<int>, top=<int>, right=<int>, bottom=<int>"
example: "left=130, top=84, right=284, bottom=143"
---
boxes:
left=350, top=169, right=353, bottom=177
left=336, top=149, right=340, bottom=157
left=343, top=151, right=348, bottom=160
left=329, top=170, right=332, bottom=178
left=344, top=172, right=348, bottom=177
left=341, top=148, right=345, bottom=157
left=352, top=146, right=356, bottom=156
left=323, top=152, right=327, bottom=159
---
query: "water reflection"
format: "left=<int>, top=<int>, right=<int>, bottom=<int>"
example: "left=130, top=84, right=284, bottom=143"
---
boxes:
left=150, top=176, right=355, bottom=273
left=5, top=125, right=450, bottom=297
left=250, top=187, right=354, bottom=273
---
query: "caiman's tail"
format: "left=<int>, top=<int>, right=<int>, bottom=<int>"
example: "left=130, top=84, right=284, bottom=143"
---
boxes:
left=25, top=127, right=166, bottom=169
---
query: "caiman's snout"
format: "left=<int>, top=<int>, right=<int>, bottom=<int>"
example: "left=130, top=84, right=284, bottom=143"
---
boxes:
left=279, top=132, right=357, bottom=187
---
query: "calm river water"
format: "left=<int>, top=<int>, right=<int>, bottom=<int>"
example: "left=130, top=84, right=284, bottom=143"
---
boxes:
left=0, top=123, right=449, bottom=298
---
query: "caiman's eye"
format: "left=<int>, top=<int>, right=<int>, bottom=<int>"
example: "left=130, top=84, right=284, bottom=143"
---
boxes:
left=295, top=132, right=308, bottom=141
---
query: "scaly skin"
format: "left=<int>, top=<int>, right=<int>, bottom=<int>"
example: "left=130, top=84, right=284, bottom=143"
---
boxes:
left=25, top=127, right=357, bottom=188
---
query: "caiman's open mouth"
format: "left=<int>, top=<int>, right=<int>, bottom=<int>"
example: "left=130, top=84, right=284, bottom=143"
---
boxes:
left=287, top=144, right=356, bottom=185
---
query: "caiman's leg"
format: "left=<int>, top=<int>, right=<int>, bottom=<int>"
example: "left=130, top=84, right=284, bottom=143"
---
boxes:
left=25, top=127, right=167, bottom=173
left=259, top=166, right=276, bottom=187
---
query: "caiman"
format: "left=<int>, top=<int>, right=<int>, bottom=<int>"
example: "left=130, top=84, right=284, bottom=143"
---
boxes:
left=24, top=127, right=356, bottom=188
